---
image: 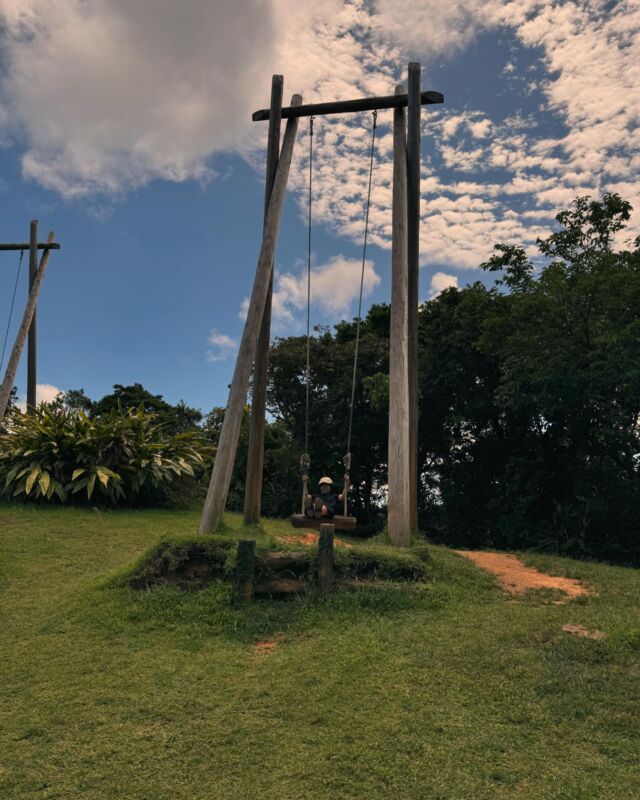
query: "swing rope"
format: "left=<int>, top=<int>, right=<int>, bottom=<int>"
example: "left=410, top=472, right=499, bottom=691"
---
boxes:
left=299, top=116, right=315, bottom=513
left=0, top=249, right=24, bottom=375
left=345, top=109, right=377, bottom=465
left=300, top=110, right=378, bottom=516
left=304, top=115, right=314, bottom=459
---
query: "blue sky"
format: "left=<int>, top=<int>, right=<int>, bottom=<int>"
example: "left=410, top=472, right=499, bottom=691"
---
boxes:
left=1, top=0, right=638, bottom=412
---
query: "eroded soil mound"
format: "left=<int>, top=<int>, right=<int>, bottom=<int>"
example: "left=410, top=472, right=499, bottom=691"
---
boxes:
left=127, top=536, right=430, bottom=592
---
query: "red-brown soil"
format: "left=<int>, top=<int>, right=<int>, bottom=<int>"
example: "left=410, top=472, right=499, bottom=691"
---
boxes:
left=275, top=533, right=352, bottom=548
left=455, top=550, right=592, bottom=601
left=562, top=623, right=605, bottom=639
left=252, top=635, right=284, bottom=655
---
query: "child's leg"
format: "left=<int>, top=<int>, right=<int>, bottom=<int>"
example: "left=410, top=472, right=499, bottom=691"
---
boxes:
left=313, top=499, right=334, bottom=518
left=305, top=493, right=316, bottom=517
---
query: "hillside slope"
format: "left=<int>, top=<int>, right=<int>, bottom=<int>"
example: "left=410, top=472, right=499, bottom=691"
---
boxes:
left=1, top=504, right=638, bottom=799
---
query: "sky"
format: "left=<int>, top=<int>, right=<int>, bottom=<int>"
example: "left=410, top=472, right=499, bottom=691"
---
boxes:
left=0, top=0, right=639, bottom=412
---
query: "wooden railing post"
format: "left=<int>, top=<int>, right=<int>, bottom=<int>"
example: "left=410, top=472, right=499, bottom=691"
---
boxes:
left=318, top=524, right=335, bottom=595
left=234, top=539, right=256, bottom=603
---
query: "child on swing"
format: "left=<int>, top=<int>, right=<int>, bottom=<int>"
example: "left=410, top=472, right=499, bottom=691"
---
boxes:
left=304, top=476, right=346, bottom=519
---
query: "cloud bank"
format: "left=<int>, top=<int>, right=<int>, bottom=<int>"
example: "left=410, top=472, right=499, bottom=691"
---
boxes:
left=1, top=0, right=638, bottom=271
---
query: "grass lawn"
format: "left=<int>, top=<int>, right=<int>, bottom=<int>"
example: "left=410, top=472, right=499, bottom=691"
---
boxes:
left=1, top=503, right=639, bottom=799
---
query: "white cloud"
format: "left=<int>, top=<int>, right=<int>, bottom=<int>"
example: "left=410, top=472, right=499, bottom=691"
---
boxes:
left=0, top=0, right=294, bottom=195
left=265, top=255, right=380, bottom=331
left=16, top=382, right=63, bottom=410
left=36, top=383, right=63, bottom=404
left=206, top=330, right=238, bottom=362
left=372, top=0, right=490, bottom=59
left=428, top=272, right=459, bottom=299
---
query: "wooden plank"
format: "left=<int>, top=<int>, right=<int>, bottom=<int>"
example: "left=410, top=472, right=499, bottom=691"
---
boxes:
left=252, top=90, right=443, bottom=121
left=407, top=63, right=421, bottom=533
left=244, top=74, right=283, bottom=524
left=0, top=232, right=55, bottom=420
left=290, top=514, right=356, bottom=531
left=199, top=94, right=303, bottom=534
left=255, top=551, right=310, bottom=572
left=27, top=220, right=38, bottom=412
left=317, top=524, right=335, bottom=594
left=234, top=539, right=256, bottom=602
left=0, top=243, right=60, bottom=251
left=388, top=85, right=411, bottom=548
left=254, top=578, right=306, bottom=596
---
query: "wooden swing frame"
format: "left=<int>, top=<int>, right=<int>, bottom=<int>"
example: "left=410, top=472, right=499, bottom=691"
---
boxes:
left=199, top=64, right=443, bottom=547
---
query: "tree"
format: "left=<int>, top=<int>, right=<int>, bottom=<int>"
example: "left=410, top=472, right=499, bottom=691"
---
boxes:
left=62, top=388, right=94, bottom=413
left=418, top=194, right=640, bottom=562
left=267, top=307, right=390, bottom=527
left=91, top=383, right=202, bottom=434
left=0, top=386, right=19, bottom=430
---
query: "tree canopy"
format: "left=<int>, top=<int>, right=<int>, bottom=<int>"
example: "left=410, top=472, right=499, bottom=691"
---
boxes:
left=262, top=193, right=640, bottom=562
left=3, top=193, right=638, bottom=562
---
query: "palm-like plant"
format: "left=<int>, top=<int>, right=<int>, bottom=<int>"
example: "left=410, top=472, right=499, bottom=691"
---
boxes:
left=0, top=405, right=211, bottom=505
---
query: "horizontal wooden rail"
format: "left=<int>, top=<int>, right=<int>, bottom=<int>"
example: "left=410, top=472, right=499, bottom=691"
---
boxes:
left=252, top=90, right=444, bottom=122
left=0, top=243, right=61, bottom=252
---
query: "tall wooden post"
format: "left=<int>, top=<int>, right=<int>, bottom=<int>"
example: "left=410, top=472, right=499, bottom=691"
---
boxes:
left=388, top=85, right=411, bottom=547
left=0, top=233, right=55, bottom=420
left=244, top=75, right=283, bottom=524
left=27, top=220, right=38, bottom=412
left=407, top=62, right=421, bottom=532
left=199, top=95, right=302, bottom=534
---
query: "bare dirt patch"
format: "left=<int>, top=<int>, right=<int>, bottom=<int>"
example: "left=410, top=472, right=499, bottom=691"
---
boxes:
left=276, top=533, right=353, bottom=549
left=455, top=550, right=592, bottom=601
left=563, top=623, right=605, bottom=640
left=252, top=635, right=284, bottom=655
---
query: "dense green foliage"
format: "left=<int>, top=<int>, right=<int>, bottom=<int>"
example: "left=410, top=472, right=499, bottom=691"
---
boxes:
left=2, top=194, right=638, bottom=560
left=0, top=405, right=209, bottom=505
left=421, top=194, right=640, bottom=562
left=57, top=383, right=203, bottom=434
left=261, top=194, right=640, bottom=561
left=265, top=308, right=391, bottom=526
left=1, top=505, right=639, bottom=799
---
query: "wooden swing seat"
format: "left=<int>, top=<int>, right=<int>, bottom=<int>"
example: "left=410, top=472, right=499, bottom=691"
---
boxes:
left=290, top=514, right=357, bottom=531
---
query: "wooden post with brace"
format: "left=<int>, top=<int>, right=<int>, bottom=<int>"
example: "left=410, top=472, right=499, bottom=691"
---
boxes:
left=244, top=75, right=284, bottom=525
left=0, top=232, right=57, bottom=420
left=199, top=95, right=303, bottom=534
left=199, top=67, right=443, bottom=537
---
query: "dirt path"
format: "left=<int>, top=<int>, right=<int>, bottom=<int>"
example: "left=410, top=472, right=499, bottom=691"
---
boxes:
left=455, top=550, right=591, bottom=600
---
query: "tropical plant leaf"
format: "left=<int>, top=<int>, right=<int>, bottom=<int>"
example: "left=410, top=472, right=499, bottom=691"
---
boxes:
left=25, top=467, right=41, bottom=496
left=38, top=472, right=51, bottom=496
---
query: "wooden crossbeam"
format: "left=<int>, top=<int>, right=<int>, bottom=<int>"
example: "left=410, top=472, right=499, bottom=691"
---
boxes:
left=0, top=243, right=60, bottom=252
left=252, top=90, right=443, bottom=121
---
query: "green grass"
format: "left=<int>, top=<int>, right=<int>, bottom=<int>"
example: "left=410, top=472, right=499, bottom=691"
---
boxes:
left=1, top=503, right=639, bottom=799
